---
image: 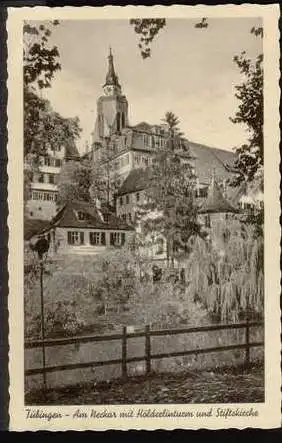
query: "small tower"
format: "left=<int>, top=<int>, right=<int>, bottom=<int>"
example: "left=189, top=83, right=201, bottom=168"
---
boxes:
left=199, top=171, right=238, bottom=229
left=93, top=48, right=129, bottom=142
left=199, top=171, right=238, bottom=215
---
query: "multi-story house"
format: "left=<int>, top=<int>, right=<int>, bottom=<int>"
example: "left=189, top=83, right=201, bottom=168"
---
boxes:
left=26, top=142, right=80, bottom=220
left=89, top=49, right=237, bottom=218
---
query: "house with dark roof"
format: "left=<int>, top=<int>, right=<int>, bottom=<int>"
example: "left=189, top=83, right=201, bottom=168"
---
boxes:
left=28, top=199, right=135, bottom=256
left=25, top=141, right=80, bottom=221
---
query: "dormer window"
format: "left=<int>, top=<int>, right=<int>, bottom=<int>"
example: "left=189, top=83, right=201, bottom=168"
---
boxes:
left=103, top=214, right=109, bottom=223
left=76, top=211, right=90, bottom=221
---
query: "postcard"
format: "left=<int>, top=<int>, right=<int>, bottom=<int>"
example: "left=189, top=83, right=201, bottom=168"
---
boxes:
left=7, top=4, right=281, bottom=430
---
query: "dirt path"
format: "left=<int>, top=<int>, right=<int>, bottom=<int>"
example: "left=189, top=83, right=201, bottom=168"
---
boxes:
left=26, top=364, right=264, bottom=405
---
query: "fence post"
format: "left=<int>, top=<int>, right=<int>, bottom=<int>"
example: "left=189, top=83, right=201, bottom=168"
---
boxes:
left=145, top=325, right=151, bottom=375
left=122, top=326, right=127, bottom=378
left=245, top=313, right=250, bottom=367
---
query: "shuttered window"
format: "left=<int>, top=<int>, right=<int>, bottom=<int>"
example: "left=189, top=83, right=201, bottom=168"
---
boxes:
left=68, top=231, right=84, bottom=245
left=90, top=232, right=106, bottom=246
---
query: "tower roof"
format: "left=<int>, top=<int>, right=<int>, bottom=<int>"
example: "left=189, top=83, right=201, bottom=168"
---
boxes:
left=199, top=175, right=238, bottom=214
left=103, top=47, right=120, bottom=88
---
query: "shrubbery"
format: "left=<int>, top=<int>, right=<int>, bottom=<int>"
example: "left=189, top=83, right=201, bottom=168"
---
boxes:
left=24, top=218, right=263, bottom=339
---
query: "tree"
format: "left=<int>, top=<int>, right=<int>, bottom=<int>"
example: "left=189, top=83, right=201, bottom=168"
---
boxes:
left=24, top=20, right=61, bottom=90
left=90, top=140, right=121, bottom=205
left=187, top=220, right=264, bottom=322
left=138, top=112, right=204, bottom=266
left=23, top=21, right=82, bottom=208
left=57, top=161, right=92, bottom=205
left=24, top=91, right=81, bottom=159
left=230, top=27, right=263, bottom=186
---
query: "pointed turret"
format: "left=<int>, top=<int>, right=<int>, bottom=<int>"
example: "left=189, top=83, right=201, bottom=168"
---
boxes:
left=103, top=47, right=121, bottom=95
left=93, top=49, right=128, bottom=142
left=199, top=172, right=238, bottom=214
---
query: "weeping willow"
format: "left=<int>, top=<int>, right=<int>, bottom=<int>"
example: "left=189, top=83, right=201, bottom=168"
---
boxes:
left=187, top=219, right=264, bottom=322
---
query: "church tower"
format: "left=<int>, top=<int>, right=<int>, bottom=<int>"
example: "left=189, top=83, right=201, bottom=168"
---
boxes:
left=93, top=48, right=129, bottom=142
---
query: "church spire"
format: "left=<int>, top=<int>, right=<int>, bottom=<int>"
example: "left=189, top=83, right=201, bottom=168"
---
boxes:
left=103, top=47, right=121, bottom=89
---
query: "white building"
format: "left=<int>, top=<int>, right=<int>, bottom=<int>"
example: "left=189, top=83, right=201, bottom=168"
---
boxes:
left=26, top=142, right=80, bottom=220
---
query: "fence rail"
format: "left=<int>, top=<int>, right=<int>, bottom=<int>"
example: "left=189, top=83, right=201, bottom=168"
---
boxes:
left=25, top=321, right=264, bottom=380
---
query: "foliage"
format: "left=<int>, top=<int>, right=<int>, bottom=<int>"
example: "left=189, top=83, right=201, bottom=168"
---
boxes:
left=130, top=18, right=209, bottom=59
left=24, top=89, right=81, bottom=158
left=90, top=144, right=120, bottom=205
left=138, top=112, right=204, bottom=263
left=91, top=248, right=137, bottom=315
left=130, top=18, right=166, bottom=59
left=23, top=21, right=82, bottom=203
left=57, top=160, right=92, bottom=205
left=187, top=220, right=264, bottom=322
left=230, top=28, right=263, bottom=186
left=130, top=280, right=209, bottom=330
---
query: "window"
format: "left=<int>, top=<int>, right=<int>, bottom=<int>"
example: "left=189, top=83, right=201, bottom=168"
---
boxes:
left=90, top=232, right=106, bottom=246
left=38, top=173, right=44, bottom=183
left=76, top=211, right=89, bottom=221
left=49, top=174, right=55, bottom=184
left=117, top=112, right=121, bottom=132
left=126, top=195, right=130, bottom=204
left=55, top=159, right=62, bottom=167
left=122, top=112, right=125, bottom=128
left=136, top=192, right=140, bottom=202
left=122, top=214, right=126, bottom=222
left=198, top=187, right=208, bottom=198
left=119, top=197, right=123, bottom=206
left=32, top=191, right=57, bottom=201
left=121, top=233, right=125, bottom=245
left=67, top=231, right=84, bottom=245
left=204, top=215, right=211, bottom=228
left=103, top=214, right=109, bottom=223
left=128, top=213, right=132, bottom=224
left=144, top=134, right=149, bottom=146
left=156, top=238, right=164, bottom=255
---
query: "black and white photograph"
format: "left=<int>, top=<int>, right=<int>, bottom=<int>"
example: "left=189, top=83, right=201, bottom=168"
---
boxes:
left=7, top=4, right=280, bottom=431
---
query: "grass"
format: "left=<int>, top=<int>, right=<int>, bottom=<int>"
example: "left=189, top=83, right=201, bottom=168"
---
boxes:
left=25, top=362, right=264, bottom=405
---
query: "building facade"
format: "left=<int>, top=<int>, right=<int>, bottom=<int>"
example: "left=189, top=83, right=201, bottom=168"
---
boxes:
left=89, top=49, right=238, bottom=215
left=29, top=199, right=134, bottom=256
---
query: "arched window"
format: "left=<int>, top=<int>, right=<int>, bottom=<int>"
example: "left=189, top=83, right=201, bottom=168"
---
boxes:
left=116, top=112, right=121, bottom=132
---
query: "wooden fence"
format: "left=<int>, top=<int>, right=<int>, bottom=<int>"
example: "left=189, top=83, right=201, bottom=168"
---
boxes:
left=25, top=320, right=263, bottom=383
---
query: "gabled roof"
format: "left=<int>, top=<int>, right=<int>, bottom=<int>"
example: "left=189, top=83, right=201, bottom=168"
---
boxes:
left=38, top=200, right=134, bottom=235
left=199, top=179, right=238, bottom=214
left=117, top=168, right=152, bottom=196
left=132, top=122, right=153, bottom=132
left=65, top=140, right=80, bottom=160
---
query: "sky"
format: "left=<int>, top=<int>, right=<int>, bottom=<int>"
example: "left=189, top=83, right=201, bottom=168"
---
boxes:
left=39, top=18, right=262, bottom=154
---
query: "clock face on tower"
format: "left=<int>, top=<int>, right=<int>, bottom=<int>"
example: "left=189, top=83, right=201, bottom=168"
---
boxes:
left=105, top=86, right=112, bottom=95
